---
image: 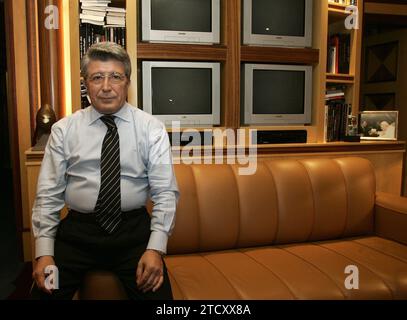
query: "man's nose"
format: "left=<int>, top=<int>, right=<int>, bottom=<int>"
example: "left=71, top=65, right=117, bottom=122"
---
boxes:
left=101, top=77, right=112, bottom=91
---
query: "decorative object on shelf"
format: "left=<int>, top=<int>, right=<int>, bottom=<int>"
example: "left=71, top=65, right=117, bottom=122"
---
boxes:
left=32, top=103, right=57, bottom=150
left=346, top=114, right=359, bottom=136
left=359, top=110, right=398, bottom=140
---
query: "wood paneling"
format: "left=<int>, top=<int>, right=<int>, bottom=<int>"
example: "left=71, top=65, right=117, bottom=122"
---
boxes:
left=5, top=0, right=23, bottom=261
left=126, top=0, right=137, bottom=106
left=365, top=3, right=407, bottom=16
left=223, top=0, right=241, bottom=128
left=6, top=0, right=32, bottom=261
left=326, top=73, right=355, bottom=83
left=241, top=46, right=319, bottom=64
left=37, top=0, right=61, bottom=119
left=137, top=43, right=228, bottom=61
left=25, top=0, right=40, bottom=143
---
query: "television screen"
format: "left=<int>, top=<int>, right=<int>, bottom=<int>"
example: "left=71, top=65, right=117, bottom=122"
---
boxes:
left=242, top=63, right=312, bottom=125
left=243, top=0, right=312, bottom=47
left=151, top=67, right=213, bottom=115
left=151, top=0, right=212, bottom=32
left=252, top=0, right=305, bottom=37
left=142, top=0, right=220, bottom=44
left=142, top=61, right=221, bottom=126
left=253, top=70, right=305, bottom=115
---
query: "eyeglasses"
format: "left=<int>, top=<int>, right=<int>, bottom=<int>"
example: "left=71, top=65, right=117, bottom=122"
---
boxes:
left=87, top=72, right=127, bottom=85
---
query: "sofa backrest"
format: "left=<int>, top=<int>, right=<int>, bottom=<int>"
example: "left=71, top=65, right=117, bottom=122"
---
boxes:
left=167, top=157, right=376, bottom=255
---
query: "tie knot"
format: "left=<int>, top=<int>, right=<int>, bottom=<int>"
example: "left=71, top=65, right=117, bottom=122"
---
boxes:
left=100, top=115, right=117, bottom=130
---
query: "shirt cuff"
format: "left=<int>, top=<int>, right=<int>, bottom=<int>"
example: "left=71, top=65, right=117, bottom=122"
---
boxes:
left=147, top=230, right=168, bottom=255
left=35, top=237, right=55, bottom=259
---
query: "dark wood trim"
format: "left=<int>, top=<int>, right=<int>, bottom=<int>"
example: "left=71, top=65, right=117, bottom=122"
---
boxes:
left=328, top=2, right=352, bottom=11
left=26, top=0, right=40, bottom=146
left=254, top=141, right=406, bottom=155
left=241, top=46, right=320, bottom=65
left=402, top=149, right=407, bottom=196
left=137, top=42, right=228, bottom=61
left=4, top=0, right=24, bottom=261
left=37, top=0, right=61, bottom=119
left=223, top=0, right=241, bottom=129
left=326, top=73, right=355, bottom=83
left=57, top=0, right=65, bottom=118
left=37, top=0, right=51, bottom=112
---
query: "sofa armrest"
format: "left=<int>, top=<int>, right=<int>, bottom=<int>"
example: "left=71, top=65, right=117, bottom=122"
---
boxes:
left=375, top=192, right=407, bottom=245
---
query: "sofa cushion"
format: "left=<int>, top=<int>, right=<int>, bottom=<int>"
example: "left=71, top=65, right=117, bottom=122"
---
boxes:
left=165, top=236, right=407, bottom=300
left=168, top=157, right=376, bottom=254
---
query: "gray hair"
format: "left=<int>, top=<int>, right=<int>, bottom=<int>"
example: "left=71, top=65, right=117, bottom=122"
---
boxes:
left=80, top=42, right=131, bottom=79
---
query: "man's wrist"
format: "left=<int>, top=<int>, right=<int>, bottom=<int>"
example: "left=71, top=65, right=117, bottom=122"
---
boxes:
left=148, top=249, right=166, bottom=257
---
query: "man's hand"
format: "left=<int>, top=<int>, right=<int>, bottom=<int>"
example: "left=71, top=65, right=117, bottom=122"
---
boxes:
left=136, top=249, right=164, bottom=293
left=32, top=255, right=56, bottom=295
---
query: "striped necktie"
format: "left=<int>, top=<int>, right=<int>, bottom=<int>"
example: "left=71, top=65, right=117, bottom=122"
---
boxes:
left=94, top=115, right=122, bottom=233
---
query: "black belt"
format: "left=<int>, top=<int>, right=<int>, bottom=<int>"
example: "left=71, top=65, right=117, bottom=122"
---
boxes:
left=67, top=207, right=148, bottom=223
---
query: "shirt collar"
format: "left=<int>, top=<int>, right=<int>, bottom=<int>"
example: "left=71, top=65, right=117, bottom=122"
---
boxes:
left=88, top=103, right=132, bottom=126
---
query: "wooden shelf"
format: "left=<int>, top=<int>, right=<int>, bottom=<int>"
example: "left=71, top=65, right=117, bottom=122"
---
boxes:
left=25, top=140, right=406, bottom=162
left=326, top=73, right=355, bottom=84
left=254, top=140, right=406, bottom=155
left=328, top=3, right=354, bottom=24
left=328, top=2, right=351, bottom=12
left=137, top=42, right=228, bottom=61
left=241, top=46, right=319, bottom=64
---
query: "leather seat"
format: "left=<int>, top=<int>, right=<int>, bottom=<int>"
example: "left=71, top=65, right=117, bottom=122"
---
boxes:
left=79, top=157, right=407, bottom=299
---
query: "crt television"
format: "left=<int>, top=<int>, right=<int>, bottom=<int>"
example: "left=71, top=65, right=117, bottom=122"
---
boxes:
left=241, top=63, right=313, bottom=125
left=141, top=0, right=220, bottom=44
left=243, top=0, right=313, bottom=47
left=142, top=61, right=221, bottom=127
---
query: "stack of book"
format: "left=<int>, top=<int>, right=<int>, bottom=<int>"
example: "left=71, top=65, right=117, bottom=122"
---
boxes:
left=105, top=7, right=126, bottom=46
left=324, top=87, right=352, bottom=142
left=325, top=87, right=345, bottom=102
left=79, top=0, right=126, bottom=60
left=327, top=33, right=351, bottom=74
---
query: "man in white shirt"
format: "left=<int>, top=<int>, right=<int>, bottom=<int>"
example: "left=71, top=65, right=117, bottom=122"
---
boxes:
left=31, top=42, right=179, bottom=300
left=378, top=120, right=396, bottom=139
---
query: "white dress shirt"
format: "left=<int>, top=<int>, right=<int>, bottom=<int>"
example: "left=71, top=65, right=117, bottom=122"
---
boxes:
left=32, top=103, right=179, bottom=259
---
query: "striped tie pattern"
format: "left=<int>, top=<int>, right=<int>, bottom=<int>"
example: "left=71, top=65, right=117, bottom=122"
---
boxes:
left=94, top=115, right=122, bottom=233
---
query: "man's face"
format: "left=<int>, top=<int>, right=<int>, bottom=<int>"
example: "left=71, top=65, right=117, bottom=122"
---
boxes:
left=380, top=121, right=389, bottom=130
left=85, top=59, right=130, bottom=115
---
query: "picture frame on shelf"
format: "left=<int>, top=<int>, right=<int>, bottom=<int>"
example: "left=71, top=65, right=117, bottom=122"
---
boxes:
left=359, top=110, right=398, bottom=140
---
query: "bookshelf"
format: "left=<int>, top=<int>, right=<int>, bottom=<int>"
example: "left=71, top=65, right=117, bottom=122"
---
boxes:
left=64, top=0, right=367, bottom=144
left=313, top=0, right=364, bottom=142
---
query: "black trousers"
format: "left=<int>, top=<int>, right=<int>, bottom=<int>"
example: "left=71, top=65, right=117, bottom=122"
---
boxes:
left=31, top=207, right=173, bottom=300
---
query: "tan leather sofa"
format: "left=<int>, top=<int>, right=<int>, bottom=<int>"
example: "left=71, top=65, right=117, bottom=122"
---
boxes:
left=78, top=157, right=407, bottom=299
